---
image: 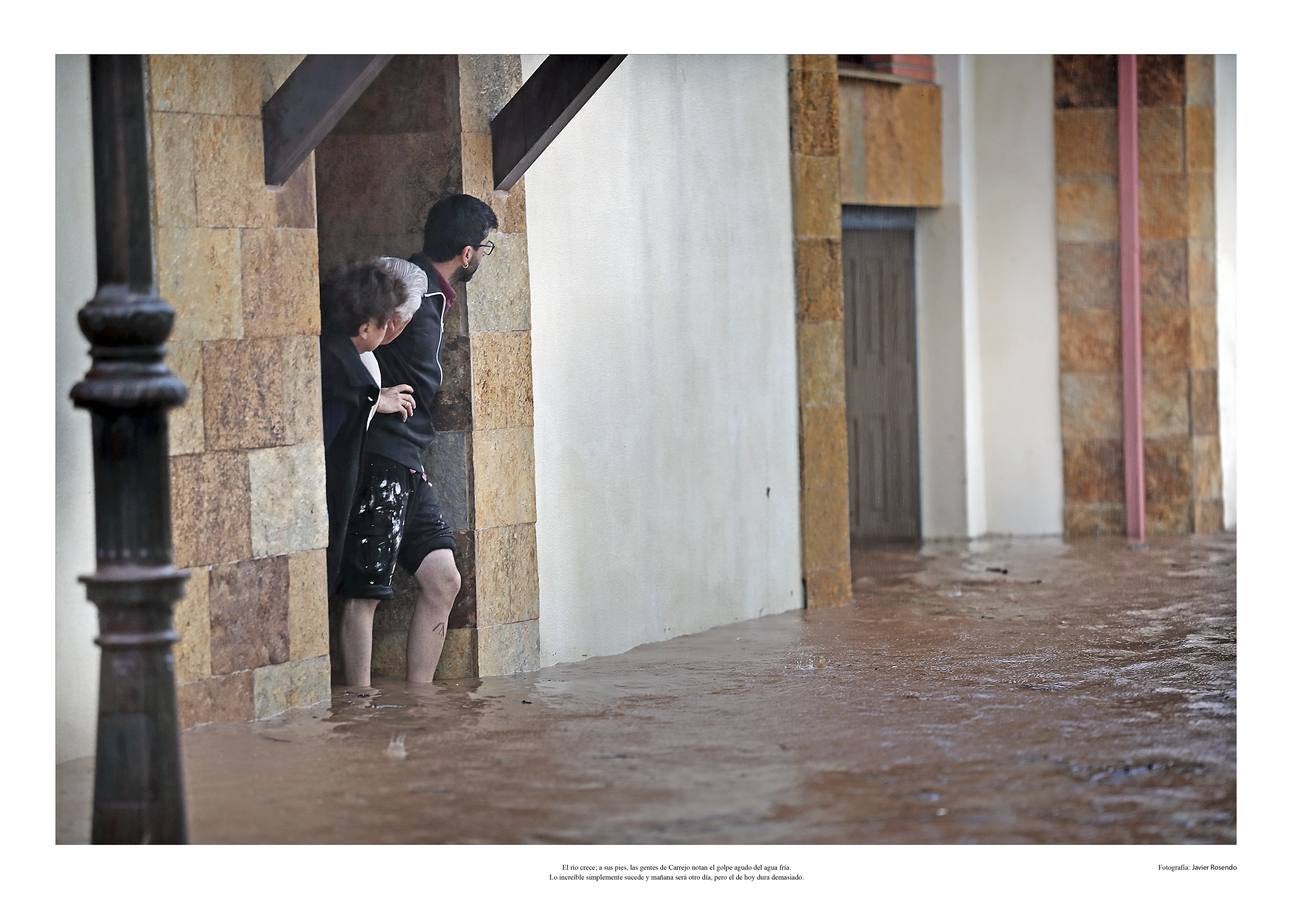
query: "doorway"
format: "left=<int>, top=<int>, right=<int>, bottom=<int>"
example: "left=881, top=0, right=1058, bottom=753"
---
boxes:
left=842, top=206, right=921, bottom=544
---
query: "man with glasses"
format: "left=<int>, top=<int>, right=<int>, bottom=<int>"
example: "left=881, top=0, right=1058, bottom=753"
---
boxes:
left=335, top=194, right=499, bottom=688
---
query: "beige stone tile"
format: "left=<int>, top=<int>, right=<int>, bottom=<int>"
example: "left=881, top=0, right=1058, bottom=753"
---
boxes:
left=792, top=55, right=838, bottom=74
left=1193, top=498, right=1225, bottom=534
left=465, top=230, right=531, bottom=333
left=167, top=340, right=205, bottom=456
left=1193, top=435, right=1222, bottom=501
left=1186, top=106, right=1215, bottom=173
left=1147, top=498, right=1192, bottom=536
left=790, top=68, right=841, bottom=157
left=472, top=427, right=537, bottom=529
left=860, top=82, right=941, bottom=207
left=1143, top=308, right=1190, bottom=366
left=253, top=655, right=331, bottom=720
left=492, top=182, right=527, bottom=236
left=797, top=321, right=846, bottom=408
left=282, top=335, right=323, bottom=446
left=241, top=227, right=321, bottom=338
left=1138, top=55, right=1186, bottom=107
left=248, top=442, right=329, bottom=557
left=209, top=555, right=290, bottom=675
left=151, top=112, right=198, bottom=227
left=471, top=331, right=534, bottom=431
left=1139, top=174, right=1188, bottom=241
left=795, top=238, right=844, bottom=323
left=801, top=479, right=850, bottom=575
left=1145, top=436, right=1193, bottom=511
left=178, top=670, right=254, bottom=728
left=1063, top=439, right=1124, bottom=505
left=792, top=153, right=842, bottom=239
left=1142, top=369, right=1190, bottom=439
left=170, top=451, right=251, bottom=568
left=1140, top=239, right=1187, bottom=308
left=1190, top=306, right=1218, bottom=369
left=1137, top=107, right=1184, bottom=174
left=1064, top=502, right=1126, bottom=538
left=202, top=338, right=288, bottom=450
left=173, top=566, right=211, bottom=684
left=1060, top=308, right=1121, bottom=373
left=1054, top=55, right=1118, bottom=110
left=1058, top=241, right=1119, bottom=310
left=1186, top=55, right=1215, bottom=107
left=1188, top=173, right=1215, bottom=238
left=256, top=55, right=306, bottom=102
left=436, top=627, right=478, bottom=680
left=1190, top=368, right=1219, bottom=436
left=1054, top=109, right=1118, bottom=176
left=457, top=55, right=522, bottom=136
left=274, top=153, right=318, bottom=230
left=149, top=55, right=258, bottom=116
left=1060, top=373, right=1122, bottom=441
left=800, top=405, right=848, bottom=484
left=476, top=524, right=540, bottom=627
left=288, top=550, right=329, bottom=662
left=1188, top=238, right=1217, bottom=306
left=477, top=619, right=539, bottom=678
left=194, top=115, right=276, bottom=228
left=805, top=563, right=851, bottom=610
left=460, top=129, right=494, bottom=202
left=1056, top=177, right=1118, bottom=242
left=156, top=227, right=243, bottom=343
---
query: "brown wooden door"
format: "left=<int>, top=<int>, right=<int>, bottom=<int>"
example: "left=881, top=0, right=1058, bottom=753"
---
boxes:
left=843, top=227, right=920, bottom=542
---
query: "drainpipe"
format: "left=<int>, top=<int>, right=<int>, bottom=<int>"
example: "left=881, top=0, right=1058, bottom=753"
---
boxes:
left=1117, top=55, right=1147, bottom=546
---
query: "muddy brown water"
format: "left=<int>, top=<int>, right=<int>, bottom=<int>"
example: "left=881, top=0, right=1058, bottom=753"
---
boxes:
left=56, top=535, right=1235, bottom=843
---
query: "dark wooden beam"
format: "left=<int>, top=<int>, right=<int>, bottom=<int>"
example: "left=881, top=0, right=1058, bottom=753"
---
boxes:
left=262, top=54, right=392, bottom=186
left=491, top=54, right=625, bottom=191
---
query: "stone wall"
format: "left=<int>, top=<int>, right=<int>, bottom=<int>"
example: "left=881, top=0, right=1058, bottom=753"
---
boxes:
left=1054, top=54, right=1221, bottom=536
left=789, top=55, right=852, bottom=607
left=147, top=55, right=333, bottom=726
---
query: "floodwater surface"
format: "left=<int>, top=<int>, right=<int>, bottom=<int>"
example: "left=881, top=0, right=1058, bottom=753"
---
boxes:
left=56, top=535, right=1236, bottom=843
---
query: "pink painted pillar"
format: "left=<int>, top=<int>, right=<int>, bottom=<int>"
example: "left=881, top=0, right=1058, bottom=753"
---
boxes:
left=1117, top=55, right=1146, bottom=545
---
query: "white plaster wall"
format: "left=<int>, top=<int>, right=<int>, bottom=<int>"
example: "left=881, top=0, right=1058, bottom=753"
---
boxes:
left=972, top=55, right=1064, bottom=535
left=1216, top=55, right=1237, bottom=530
left=56, top=55, right=99, bottom=763
left=916, top=55, right=980, bottom=538
left=520, top=55, right=803, bottom=667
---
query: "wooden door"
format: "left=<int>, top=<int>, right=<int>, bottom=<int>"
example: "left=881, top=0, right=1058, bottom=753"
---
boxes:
left=843, top=227, right=920, bottom=542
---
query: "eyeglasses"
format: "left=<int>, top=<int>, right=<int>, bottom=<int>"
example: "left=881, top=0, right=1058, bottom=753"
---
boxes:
left=473, top=241, right=495, bottom=256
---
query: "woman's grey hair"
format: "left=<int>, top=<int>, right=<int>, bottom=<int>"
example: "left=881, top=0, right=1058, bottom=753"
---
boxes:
left=374, top=257, right=428, bottom=322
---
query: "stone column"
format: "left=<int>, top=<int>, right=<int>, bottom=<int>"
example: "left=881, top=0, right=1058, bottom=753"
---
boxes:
left=788, top=55, right=852, bottom=607
left=458, top=55, right=540, bottom=675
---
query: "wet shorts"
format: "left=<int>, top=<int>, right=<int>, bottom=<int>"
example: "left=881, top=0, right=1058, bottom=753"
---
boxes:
left=336, top=453, right=456, bottom=600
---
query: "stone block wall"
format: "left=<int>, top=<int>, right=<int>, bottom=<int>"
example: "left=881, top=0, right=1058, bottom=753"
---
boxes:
left=789, top=55, right=852, bottom=607
left=146, top=55, right=333, bottom=727
left=1054, top=54, right=1221, bottom=536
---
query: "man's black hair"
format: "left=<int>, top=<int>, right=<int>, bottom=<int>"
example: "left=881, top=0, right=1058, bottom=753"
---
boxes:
left=319, top=261, right=403, bottom=337
left=422, top=194, right=499, bottom=262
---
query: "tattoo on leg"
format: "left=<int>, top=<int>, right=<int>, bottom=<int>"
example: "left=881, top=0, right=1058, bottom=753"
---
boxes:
left=433, top=622, right=446, bottom=636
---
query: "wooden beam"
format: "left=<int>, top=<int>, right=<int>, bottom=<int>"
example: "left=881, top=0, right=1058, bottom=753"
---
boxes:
left=491, top=54, right=625, bottom=191
left=262, top=54, right=392, bottom=186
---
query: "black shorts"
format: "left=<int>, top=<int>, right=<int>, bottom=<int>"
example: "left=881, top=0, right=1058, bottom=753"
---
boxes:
left=336, top=454, right=456, bottom=600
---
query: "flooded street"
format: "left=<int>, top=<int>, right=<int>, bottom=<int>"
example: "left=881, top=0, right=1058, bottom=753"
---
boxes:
left=57, top=535, right=1235, bottom=843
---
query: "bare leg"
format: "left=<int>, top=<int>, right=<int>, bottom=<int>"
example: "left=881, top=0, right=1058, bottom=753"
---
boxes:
left=407, top=549, right=461, bottom=683
left=340, top=597, right=381, bottom=687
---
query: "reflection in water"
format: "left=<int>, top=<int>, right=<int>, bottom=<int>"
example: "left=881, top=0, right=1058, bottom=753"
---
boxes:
left=56, top=534, right=1235, bottom=844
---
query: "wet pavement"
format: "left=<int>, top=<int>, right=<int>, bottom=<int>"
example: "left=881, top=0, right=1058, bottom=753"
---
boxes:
left=56, top=534, right=1235, bottom=843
